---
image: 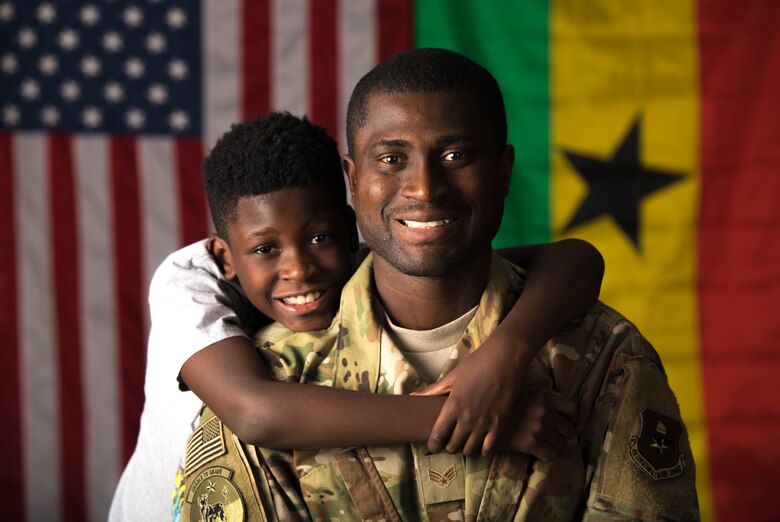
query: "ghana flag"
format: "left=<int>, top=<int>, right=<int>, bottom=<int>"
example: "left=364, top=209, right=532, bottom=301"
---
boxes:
left=416, top=1, right=780, bottom=520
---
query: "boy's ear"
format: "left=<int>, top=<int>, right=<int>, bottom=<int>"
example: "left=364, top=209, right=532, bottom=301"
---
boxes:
left=342, top=155, right=357, bottom=199
left=207, top=234, right=238, bottom=280
left=344, top=205, right=359, bottom=253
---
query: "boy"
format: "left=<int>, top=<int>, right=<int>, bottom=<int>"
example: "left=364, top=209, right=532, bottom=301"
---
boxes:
left=110, top=112, right=604, bottom=521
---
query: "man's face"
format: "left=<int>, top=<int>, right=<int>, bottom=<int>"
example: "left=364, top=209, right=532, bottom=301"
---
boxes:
left=214, top=185, right=354, bottom=331
left=344, top=90, right=513, bottom=277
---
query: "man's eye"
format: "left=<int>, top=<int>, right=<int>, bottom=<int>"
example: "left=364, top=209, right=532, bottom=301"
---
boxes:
left=443, top=151, right=464, bottom=161
left=380, top=154, right=400, bottom=165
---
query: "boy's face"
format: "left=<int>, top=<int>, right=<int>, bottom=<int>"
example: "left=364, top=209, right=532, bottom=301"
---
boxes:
left=343, top=89, right=513, bottom=277
left=214, top=184, right=355, bottom=332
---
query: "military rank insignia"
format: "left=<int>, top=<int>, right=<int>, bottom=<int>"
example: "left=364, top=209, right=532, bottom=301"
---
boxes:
left=628, top=409, right=686, bottom=481
left=185, top=466, right=245, bottom=522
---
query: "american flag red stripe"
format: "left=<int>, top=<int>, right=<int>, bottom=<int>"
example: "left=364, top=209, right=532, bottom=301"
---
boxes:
left=174, top=138, right=209, bottom=246
left=50, top=134, right=87, bottom=521
left=242, top=0, right=271, bottom=119
left=0, top=1, right=413, bottom=519
left=310, top=0, right=339, bottom=141
left=109, top=136, right=145, bottom=465
left=0, top=133, right=24, bottom=517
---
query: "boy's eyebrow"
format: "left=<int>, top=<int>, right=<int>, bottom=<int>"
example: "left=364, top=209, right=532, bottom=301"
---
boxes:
left=371, top=139, right=408, bottom=150
left=247, top=227, right=277, bottom=239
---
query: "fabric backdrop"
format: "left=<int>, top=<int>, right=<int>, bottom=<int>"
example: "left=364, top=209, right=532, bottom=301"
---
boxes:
left=1, top=1, right=778, bottom=520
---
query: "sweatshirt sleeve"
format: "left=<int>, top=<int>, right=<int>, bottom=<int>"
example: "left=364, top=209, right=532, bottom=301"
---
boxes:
left=148, top=240, right=250, bottom=388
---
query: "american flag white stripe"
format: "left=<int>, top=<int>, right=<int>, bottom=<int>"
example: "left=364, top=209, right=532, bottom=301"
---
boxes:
left=203, top=0, right=240, bottom=148
left=139, top=137, right=180, bottom=300
left=338, top=0, right=377, bottom=152
left=75, top=135, right=120, bottom=522
left=273, top=0, right=310, bottom=116
left=16, top=134, right=61, bottom=522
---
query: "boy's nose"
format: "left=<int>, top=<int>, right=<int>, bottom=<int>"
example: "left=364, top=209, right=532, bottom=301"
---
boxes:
left=401, top=158, right=448, bottom=202
left=279, top=249, right=314, bottom=282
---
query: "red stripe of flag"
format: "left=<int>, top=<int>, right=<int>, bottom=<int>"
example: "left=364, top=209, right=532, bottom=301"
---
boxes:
left=0, top=133, right=24, bottom=517
left=48, top=135, right=86, bottom=521
left=309, top=0, right=339, bottom=139
left=242, top=0, right=271, bottom=119
left=175, top=138, right=209, bottom=244
left=376, top=0, right=412, bottom=61
left=698, top=1, right=780, bottom=519
left=109, top=137, right=146, bottom=463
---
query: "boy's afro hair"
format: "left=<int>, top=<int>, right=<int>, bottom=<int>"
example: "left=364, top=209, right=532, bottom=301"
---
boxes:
left=204, top=111, right=346, bottom=239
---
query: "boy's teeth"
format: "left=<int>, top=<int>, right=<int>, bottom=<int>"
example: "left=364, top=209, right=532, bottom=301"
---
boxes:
left=283, top=290, right=323, bottom=305
left=400, top=219, right=453, bottom=229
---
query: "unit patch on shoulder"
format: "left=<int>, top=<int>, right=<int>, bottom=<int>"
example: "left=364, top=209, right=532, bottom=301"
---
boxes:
left=185, top=415, right=226, bottom=476
left=186, top=466, right=245, bottom=522
left=628, top=409, right=686, bottom=481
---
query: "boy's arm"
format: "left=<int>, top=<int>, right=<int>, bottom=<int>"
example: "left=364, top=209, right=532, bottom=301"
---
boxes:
left=181, top=337, right=575, bottom=456
left=181, top=337, right=442, bottom=447
left=417, top=238, right=603, bottom=456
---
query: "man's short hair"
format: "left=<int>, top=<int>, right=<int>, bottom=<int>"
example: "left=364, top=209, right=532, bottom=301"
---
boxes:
left=346, top=48, right=508, bottom=154
left=204, top=112, right=346, bottom=239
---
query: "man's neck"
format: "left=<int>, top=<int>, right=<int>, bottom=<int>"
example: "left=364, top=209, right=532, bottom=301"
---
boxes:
left=372, top=250, right=492, bottom=330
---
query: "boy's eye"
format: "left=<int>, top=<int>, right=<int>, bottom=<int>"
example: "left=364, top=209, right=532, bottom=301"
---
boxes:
left=443, top=150, right=464, bottom=161
left=310, top=233, right=329, bottom=244
left=253, top=245, right=276, bottom=255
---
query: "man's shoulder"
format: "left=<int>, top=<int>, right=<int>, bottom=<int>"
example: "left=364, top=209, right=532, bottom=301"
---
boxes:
left=535, top=301, right=664, bottom=393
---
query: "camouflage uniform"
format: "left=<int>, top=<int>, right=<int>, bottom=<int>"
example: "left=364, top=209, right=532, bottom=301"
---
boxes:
left=181, top=253, right=699, bottom=521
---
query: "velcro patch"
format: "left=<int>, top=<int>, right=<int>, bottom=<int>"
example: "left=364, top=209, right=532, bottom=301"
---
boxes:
left=185, top=466, right=245, bottom=521
left=628, top=409, right=686, bottom=481
left=185, top=416, right=226, bottom=476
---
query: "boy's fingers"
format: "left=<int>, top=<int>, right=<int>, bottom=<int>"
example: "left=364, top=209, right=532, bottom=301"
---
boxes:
left=480, top=429, right=498, bottom=457
left=462, top=429, right=488, bottom=456
left=552, top=395, right=577, bottom=419
left=411, top=378, right=451, bottom=397
left=550, top=413, right=577, bottom=439
left=427, top=407, right=457, bottom=453
left=527, top=438, right=557, bottom=462
left=444, top=423, right=469, bottom=454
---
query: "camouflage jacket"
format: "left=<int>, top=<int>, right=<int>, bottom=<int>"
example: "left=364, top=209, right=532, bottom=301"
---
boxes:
left=181, top=253, right=699, bottom=521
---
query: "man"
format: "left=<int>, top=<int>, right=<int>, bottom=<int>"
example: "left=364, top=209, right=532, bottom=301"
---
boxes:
left=186, top=48, right=700, bottom=521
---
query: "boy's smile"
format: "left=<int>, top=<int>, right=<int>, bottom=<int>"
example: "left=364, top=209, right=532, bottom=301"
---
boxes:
left=214, top=184, right=354, bottom=332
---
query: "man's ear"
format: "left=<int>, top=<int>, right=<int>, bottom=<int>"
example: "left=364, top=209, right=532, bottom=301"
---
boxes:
left=342, top=155, right=357, bottom=199
left=207, top=234, right=237, bottom=280
left=344, top=205, right=359, bottom=253
left=499, top=144, right=515, bottom=197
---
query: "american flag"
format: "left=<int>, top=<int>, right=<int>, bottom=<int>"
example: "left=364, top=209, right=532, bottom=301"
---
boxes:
left=0, top=1, right=411, bottom=520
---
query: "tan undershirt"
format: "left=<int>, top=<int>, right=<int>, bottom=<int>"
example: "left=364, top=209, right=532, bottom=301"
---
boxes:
left=374, top=296, right=478, bottom=383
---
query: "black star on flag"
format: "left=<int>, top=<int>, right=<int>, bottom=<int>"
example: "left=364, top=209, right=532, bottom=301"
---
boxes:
left=561, top=118, right=684, bottom=250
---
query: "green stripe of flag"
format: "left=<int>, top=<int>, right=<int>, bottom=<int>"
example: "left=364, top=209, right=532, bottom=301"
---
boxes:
left=415, top=0, right=551, bottom=247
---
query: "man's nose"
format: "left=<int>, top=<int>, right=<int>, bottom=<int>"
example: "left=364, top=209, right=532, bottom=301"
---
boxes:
left=279, top=248, right=314, bottom=282
left=400, top=157, right=448, bottom=202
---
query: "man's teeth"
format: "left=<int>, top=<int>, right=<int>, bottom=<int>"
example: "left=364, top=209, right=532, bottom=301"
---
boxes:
left=282, top=290, right=323, bottom=305
left=399, top=219, right=453, bottom=229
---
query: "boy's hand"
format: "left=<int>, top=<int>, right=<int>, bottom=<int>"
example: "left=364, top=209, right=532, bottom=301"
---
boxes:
left=413, top=335, right=534, bottom=457
left=498, top=389, right=577, bottom=461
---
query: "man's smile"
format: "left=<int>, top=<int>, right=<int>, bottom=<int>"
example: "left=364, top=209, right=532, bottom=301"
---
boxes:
left=397, top=218, right=454, bottom=229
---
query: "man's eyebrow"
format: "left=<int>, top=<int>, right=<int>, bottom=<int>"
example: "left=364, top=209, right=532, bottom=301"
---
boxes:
left=437, top=135, right=476, bottom=145
left=371, top=139, right=408, bottom=149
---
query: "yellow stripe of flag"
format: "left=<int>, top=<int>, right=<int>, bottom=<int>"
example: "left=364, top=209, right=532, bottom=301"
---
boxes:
left=551, top=1, right=712, bottom=518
